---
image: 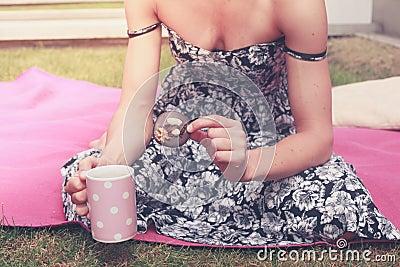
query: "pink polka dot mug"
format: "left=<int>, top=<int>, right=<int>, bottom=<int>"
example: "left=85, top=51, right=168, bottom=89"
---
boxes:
left=86, top=165, right=137, bottom=243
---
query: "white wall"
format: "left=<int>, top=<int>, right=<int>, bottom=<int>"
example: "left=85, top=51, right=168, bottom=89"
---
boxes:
left=325, top=0, right=373, bottom=24
left=373, top=0, right=400, bottom=37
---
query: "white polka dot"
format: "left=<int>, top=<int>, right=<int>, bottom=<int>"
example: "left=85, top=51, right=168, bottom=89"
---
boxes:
left=92, top=194, right=100, bottom=201
left=126, top=218, right=133, bottom=226
left=114, top=233, right=122, bottom=241
left=122, top=192, right=129, bottom=199
left=96, top=221, right=104, bottom=228
left=104, top=181, right=113, bottom=189
left=110, top=206, right=119, bottom=214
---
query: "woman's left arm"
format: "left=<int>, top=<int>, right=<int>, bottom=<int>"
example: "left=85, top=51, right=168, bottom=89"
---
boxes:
left=248, top=0, right=333, bottom=181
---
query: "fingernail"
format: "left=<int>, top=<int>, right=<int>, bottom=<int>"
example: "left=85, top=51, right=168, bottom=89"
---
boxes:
left=186, top=124, right=192, bottom=133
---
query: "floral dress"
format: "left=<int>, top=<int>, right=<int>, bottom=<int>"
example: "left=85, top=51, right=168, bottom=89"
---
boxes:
left=61, top=24, right=400, bottom=246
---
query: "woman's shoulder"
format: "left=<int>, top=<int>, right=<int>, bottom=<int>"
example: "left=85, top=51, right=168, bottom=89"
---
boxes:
left=273, top=0, right=327, bottom=30
left=125, top=0, right=159, bottom=29
left=273, top=0, right=328, bottom=53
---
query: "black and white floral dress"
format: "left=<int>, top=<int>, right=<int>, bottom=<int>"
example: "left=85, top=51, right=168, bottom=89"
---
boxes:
left=61, top=24, right=400, bottom=246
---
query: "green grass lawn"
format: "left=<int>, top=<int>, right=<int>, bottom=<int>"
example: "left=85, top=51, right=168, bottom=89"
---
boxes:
left=1, top=37, right=400, bottom=87
left=1, top=37, right=400, bottom=266
left=0, top=42, right=174, bottom=87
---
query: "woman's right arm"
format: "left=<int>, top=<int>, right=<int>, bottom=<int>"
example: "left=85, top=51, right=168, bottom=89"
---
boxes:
left=64, top=0, right=162, bottom=215
left=102, top=0, right=162, bottom=165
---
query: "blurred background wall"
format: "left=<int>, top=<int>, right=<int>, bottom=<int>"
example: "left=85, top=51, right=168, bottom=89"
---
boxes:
left=373, top=0, right=400, bottom=38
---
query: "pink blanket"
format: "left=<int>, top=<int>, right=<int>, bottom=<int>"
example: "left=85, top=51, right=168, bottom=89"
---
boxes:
left=1, top=68, right=399, bottom=247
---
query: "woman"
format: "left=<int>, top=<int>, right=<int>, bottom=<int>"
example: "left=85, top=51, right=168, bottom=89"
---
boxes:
left=63, top=0, right=400, bottom=246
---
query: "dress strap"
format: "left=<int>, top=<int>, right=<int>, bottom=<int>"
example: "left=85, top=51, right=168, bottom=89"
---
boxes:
left=283, top=45, right=327, bottom=61
left=127, top=22, right=162, bottom=38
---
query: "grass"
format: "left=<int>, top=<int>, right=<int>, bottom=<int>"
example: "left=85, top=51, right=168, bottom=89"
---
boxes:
left=1, top=36, right=400, bottom=87
left=1, top=36, right=400, bottom=266
left=0, top=2, right=124, bottom=11
left=327, top=36, right=400, bottom=85
left=0, top=42, right=175, bottom=87
left=1, top=225, right=399, bottom=266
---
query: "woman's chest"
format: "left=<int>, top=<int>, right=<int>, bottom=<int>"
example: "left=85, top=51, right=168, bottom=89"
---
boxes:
left=156, top=0, right=282, bottom=52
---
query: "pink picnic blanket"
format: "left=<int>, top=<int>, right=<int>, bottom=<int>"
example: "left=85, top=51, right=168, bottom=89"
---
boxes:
left=0, top=68, right=399, bottom=247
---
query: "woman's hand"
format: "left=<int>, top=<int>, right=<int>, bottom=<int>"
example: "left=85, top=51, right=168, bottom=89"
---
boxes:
left=187, top=115, right=249, bottom=182
left=64, top=156, right=109, bottom=216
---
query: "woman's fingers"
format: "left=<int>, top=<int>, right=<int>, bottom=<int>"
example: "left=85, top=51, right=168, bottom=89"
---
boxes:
left=188, top=115, right=247, bottom=156
left=189, top=128, right=208, bottom=143
left=209, top=138, right=232, bottom=151
left=199, top=138, right=217, bottom=161
left=187, top=115, right=235, bottom=133
left=65, top=156, right=108, bottom=213
left=200, top=139, right=243, bottom=163
left=78, top=157, right=95, bottom=172
left=189, top=116, right=240, bottom=143
left=78, top=156, right=102, bottom=180
left=64, top=156, right=98, bottom=195
left=64, top=173, right=85, bottom=195
left=206, top=128, right=230, bottom=139
left=75, top=204, right=89, bottom=216
left=71, top=189, right=88, bottom=205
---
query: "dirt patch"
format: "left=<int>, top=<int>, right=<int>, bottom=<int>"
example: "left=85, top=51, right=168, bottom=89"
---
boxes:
left=328, top=36, right=400, bottom=80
